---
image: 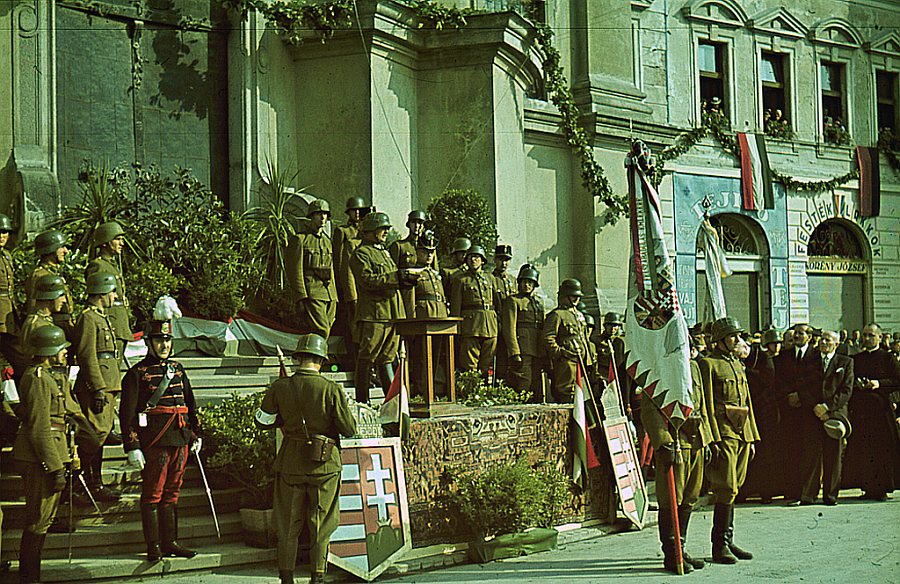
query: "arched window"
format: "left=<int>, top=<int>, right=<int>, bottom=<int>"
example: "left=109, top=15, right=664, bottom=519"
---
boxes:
left=697, top=214, right=766, bottom=256
left=807, top=220, right=864, bottom=258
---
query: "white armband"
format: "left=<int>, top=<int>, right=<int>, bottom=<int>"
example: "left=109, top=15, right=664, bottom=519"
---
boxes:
left=255, top=408, right=277, bottom=426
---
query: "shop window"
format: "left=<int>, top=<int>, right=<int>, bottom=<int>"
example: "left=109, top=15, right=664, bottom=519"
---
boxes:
left=762, top=52, right=791, bottom=139
left=699, top=41, right=728, bottom=116
left=876, top=70, right=897, bottom=134
left=808, top=221, right=863, bottom=258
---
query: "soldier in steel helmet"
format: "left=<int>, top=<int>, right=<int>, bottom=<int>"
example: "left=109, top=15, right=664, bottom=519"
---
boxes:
left=408, top=231, right=449, bottom=396
left=120, top=318, right=201, bottom=562
left=491, top=245, right=515, bottom=380
left=332, top=197, right=371, bottom=365
left=86, top=221, right=132, bottom=365
left=14, top=325, right=97, bottom=584
left=441, top=237, right=471, bottom=290
left=595, top=311, right=636, bottom=418
left=543, top=278, right=594, bottom=402
left=389, top=210, right=428, bottom=269
left=255, top=333, right=357, bottom=584
left=699, top=316, right=760, bottom=565
left=450, top=245, right=501, bottom=376
left=0, top=213, right=18, bottom=366
left=287, top=199, right=338, bottom=338
left=349, top=212, right=417, bottom=403
left=502, top=264, right=546, bottom=401
left=25, top=230, right=75, bottom=335
left=72, top=272, right=122, bottom=502
left=15, top=275, right=68, bottom=368
left=642, top=334, right=712, bottom=574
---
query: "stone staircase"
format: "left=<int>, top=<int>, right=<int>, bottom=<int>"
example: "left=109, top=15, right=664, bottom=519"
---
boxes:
left=0, top=355, right=381, bottom=582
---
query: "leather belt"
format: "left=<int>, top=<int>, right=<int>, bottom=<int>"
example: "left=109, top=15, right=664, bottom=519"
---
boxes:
left=462, top=304, right=492, bottom=310
left=97, top=352, right=117, bottom=359
left=50, top=422, right=66, bottom=432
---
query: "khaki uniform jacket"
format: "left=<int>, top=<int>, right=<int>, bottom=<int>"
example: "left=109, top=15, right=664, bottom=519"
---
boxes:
left=17, top=310, right=54, bottom=360
left=13, top=365, right=90, bottom=473
left=450, top=269, right=500, bottom=338
left=389, top=237, right=418, bottom=269
left=25, top=263, right=74, bottom=321
left=73, top=306, right=121, bottom=393
left=333, top=223, right=360, bottom=302
left=543, top=305, right=594, bottom=367
left=350, top=242, right=406, bottom=322
left=0, top=248, right=17, bottom=333
left=86, top=256, right=132, bottom=342
left=410, top=267, right=447, bottom=319
left=260, top=369, right=357, bottom=475
left=642, top=359, right=713, bottom=450
left=699, top=347, right=761, bottom=443
left=287, top=228, right=337, bottom=302
left=440, top=263, right=465, bottom=292
left=491, top=269, right=516, bottom=301
left=501, top=293, right=545, bottom=358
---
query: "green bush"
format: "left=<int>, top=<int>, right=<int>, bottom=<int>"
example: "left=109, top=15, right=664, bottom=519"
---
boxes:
left=455, top=370, right=529, bottom=407
left=198, top=391, right=276, bottom=508
left=124, top=259, right=186, bottom=325
left=446, top=459, right=569, bottom=539
left=426, top=189, right=498, bottom=263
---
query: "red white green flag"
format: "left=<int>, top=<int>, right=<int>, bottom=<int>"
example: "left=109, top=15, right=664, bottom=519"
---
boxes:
left=379, top=358, right=410, bottom=440
left=573, top=362, right=601, bottom=488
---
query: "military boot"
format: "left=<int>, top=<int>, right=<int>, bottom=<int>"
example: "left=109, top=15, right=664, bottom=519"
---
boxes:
left=678, top=505, right=704, bottom=569
left=88, top=454, right=120, bottom=502
left=141, top=504, right=162, bottom=562
left=354, top=359, right=374, bottom=403
left=278, top=570, right=294, bottom=584
left=725, top=504, right=753, bottom=560
left=18, top=530, right=45, bottom=584
left=711, top=503, right=737, bottom=564
left=159, top=505, right=197, bottom=558
left=659, top=509, right=691, bottom=574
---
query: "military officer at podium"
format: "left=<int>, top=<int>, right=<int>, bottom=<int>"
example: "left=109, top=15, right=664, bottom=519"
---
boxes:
left=409, top=232, right=448, bottom=397
left=255, top=334, right=357, bottom=584
left=120, top=318, right=201, bottom=562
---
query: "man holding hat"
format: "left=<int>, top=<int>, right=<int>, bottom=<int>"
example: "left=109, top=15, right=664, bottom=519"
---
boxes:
left=450, top=245, right=501, bottom=375
left=699, top=316, right=760, bottom=564
left=288, top=199, right=338, bottom=338
left=0, top=213, right=18, bottom=366
left=255, top=333, right=357, bottom=584
left=333, top=197, right=371, bottom=363
left=796, top=330, right=852, bottom=505
left=14, top=325, right=97, bottom=584
left=73, top=272, right=122, bottom=502
left=350, top=212, right=417, bottom=403
left=87, top=221, right=132, bottom=364
left=120, top=318, right=201, bottom=561
left=25, top=229, right=75, bottom=334
left=542, top=278, right=593, bottom=403
left=501, top=264, right=546, bottom=402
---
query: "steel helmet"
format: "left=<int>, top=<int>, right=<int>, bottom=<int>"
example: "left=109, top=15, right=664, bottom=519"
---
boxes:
left=31, top=325, right=71, bottom=357
left=345, top=196, right=368, bottom=212
left=710, top=317, right=743, bottom=343
left=34, top=230, right=67, bottom=256
left=603, top=312, right=624, bottom=326
left=306, top=199, right=331, bottom=218
left=451, top=237, right=471, bottom=254
left=293, top=333, right=328, bottom=359
left=360, top=212, right=391, bottom=232
left=466, top=245, right=486, bottom=260
left=34, top=275, right=67, bottom=301
left=86, top=272, right=117, bottom=295
left=93, top=221, right=125, bottom=246
left=517, top=263, right=540, bottom=285
left=558, top=278, right=584, bottom=297
left=407, top=210, right=427, bottom=224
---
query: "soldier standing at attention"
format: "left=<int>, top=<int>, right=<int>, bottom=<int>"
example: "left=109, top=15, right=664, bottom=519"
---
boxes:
left=543, top=278, right=593, bottom=403
left=289, top=199, right=338, bottom=338
left=491, top=245, right=515, bottom=380
left=333, top=197, right=370, bottom=364
left=0, top=214, right=18, bottom=366
left=642, top=336, right=712, bottom=574
left=699, top=317, right=760, bottom=565
left=501, top=264, right=546, bottom=402
left=408, top=232, right=448, bottom=397
left=440, top=237, right=470, bottom=290
left=15, top=276, right=67, bottom=367
left=14, top=325, right=96, bottom=584
left=73, top=272, right=122, bottom=502
left=450, top=245, right=501, bottom=376
left=120, top=319, right=200, bottom=562
left=86, top=221, right=132, bottom=364
left=389, top=210, right=427, bottom=269
left=350, top=212, right=417, bottom=403
left=255, top=334, right=357, bottom=584
left=25, top=230, right=75, bottom=335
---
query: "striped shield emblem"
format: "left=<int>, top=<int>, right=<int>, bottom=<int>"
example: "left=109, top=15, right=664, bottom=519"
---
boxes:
left=329, top=437, right=412, bottom=581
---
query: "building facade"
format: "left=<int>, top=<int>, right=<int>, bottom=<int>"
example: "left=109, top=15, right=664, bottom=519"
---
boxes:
left=1, top=0, right=898, bottom=332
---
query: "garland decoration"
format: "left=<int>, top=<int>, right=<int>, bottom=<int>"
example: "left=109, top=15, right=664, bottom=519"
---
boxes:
left=534, top=24, right=628, bottom=224
left=770, top=169, right=859, bottom=193
left=878, top=129, right=900, bottom=172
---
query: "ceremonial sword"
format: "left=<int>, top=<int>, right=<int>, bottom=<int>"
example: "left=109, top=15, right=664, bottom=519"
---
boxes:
left=194, top=451, right=221, bottom=538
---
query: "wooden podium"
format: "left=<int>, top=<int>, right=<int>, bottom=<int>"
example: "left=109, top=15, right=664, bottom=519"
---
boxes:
left=394, top=317, right=462, bottom=418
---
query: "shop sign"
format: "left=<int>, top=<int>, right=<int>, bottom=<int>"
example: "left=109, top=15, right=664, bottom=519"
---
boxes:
left=806, top=258, right=868, bottom=274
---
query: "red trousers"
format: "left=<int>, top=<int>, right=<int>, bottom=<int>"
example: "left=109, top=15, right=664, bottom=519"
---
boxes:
left=141, top=444, right=189, bottom=505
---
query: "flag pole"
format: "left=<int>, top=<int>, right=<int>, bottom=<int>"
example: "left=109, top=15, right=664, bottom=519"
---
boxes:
left=606, top=340, right=628, bottom=420
left=577, top=354, right=604, bottom=429
left=398, top=340, right=407, bottom=442
left=666, top=463, right=684, bottom=575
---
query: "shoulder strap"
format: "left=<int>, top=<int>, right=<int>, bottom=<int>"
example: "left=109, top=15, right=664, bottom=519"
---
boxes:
left=146, top=364, right=176, bottom=409
left=291, top=375, right=312, bottom=441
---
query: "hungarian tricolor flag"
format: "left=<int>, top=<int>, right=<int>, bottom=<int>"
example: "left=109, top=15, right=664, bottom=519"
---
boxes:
left=737, top=132, right=774, bottom=212
left=624, top=142, right=694, bottom=430
left=856, top=146, right=880, bottom=217
left=573, top=362, right=601, bottom=488
left=379, top=358, right=410, bottom=440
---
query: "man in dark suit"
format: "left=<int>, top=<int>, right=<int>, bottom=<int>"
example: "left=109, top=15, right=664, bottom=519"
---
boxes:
left=774, top=323, right=821, bottom=501
left=798, top=330, right=853, bottom=505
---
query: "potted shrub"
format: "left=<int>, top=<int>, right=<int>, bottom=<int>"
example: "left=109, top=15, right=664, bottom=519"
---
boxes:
left=446, top=459, right=569, bottom=563
left=198, top=391, right=277, bottom=548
